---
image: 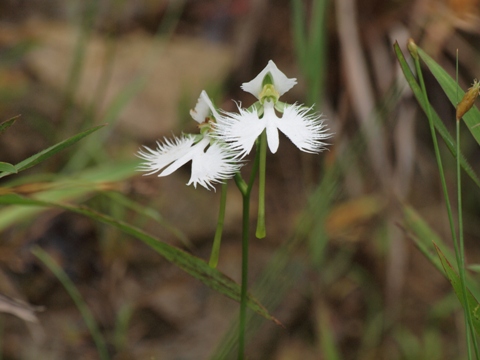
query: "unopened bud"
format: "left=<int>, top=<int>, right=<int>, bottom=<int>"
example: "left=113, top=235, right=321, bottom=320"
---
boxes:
left=407, top=38, right=418, bottom=60
left=456, top=79, right=480, bottom=121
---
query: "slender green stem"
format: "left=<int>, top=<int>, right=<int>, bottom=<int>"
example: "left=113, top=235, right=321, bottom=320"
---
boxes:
left=210, top=182, right=228, bottom=268
left=455, top=52, right=479, bottom=359
left=236, top=142, right=261, bottom=359
left=412, top=56, right=459, bottom=257
left=256, top=131, right=267, bottom=238
left=238, top=191, right=250, bottom=360
left=457, top=119, right=479, bottom=359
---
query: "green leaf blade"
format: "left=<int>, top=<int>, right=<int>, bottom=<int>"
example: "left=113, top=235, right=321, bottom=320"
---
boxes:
left=393, top=42, right=480, bottom=189
left=0, top=194, right=279, bottom=325
left=434, top=243, right=480, bottom=335
left=0, top=124, right=106, bottom=179
left=0, top=115, right=20, bottom=135
left=0, top=162, right=17, bottom=175
left=416, top=47, right=480, bottom=145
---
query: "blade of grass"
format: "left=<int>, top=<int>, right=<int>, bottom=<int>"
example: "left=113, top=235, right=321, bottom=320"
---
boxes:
left=291, top=0, right=308, bottom=73
left=455, top=56, right=479, bottom=356
left=0, top=159, right=137, bottom=231
left=291, top=0, right=329, bottom=106
left=402, top=204, right=480, bottom=299
left=0, top=115, right=20, bottom=135
left=0, top=124, right=106, bottom=179
left=416, top=47, right=480, bottom=146
left=31, top=246, right=109, bottom=360
left=434, top=243, right=480, bottom=335
left=102, top=191, right=191, bottom=248
left=393, top=42, right=480, bottom=189
left=0, top=162, right=17, bottom=175
left=0, top=193, right=279, bottom=324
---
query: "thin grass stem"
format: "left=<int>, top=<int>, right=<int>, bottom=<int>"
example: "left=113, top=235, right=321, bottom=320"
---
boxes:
left=31, top=246, right=109, bottom=360
left=210, top=182, right=228, bottom=267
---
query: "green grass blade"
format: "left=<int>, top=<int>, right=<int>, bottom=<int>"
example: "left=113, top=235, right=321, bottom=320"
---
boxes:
left=291, top=0, right=308, bottom=72
left=402, top=204, right=480, bottom=300
left=0, top=162, right=17, bottom=175
left=0, top=194, right=279, bottom=324
left=0, top=160, right=137, bottom=231
left=306, top=0, right=328, bottom=105
left=31, top=246, right=109, bottom=360
left=416, top=48, right=480, bottom=145
left=0, top=124, right=106, bottom=179
left=393, top=42, right=480, bottom=188
left=0, top=115, right=20, bottom=135
left=433, top=243, right=480, bottom=335
left=103, top=191, right=191, bottom=248
left=318, top=304, right=341, bottom=360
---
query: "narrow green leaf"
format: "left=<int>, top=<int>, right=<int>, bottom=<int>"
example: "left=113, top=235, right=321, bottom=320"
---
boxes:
left=469, top=265, right=480, bottom=273
left=31, top=246, right=109, bottom=360
left=416, top=47, right=480, bottom=145
left=291, top=0, right=308, bottom=72
left=0, top=124, right=106, bottom=179
left=434, top=243, right=480, bottom=335
left=0, top=162, right=17, bottom=175
left=0, top=194, right=279, bottom=324
left=0, top=115, right=20, bottom=135
left=402, top=204, right=480, bottom=300
left=393, top=42, right=480, bottom=189
left=0, top=160, right=138, bottom=231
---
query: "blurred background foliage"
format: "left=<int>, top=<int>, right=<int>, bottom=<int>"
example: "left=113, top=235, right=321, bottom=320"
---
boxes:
left=0, top=0, right=480, bottom=359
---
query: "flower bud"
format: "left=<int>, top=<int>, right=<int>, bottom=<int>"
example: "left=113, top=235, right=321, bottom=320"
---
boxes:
left=407, top=38, right=418, bottom=60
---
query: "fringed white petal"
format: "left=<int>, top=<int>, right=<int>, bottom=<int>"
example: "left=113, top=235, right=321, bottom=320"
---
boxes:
left=189, top=90, right=220, bottom=123
left=241, top=60, right=297, bottom=98
left=136, top=135, right=195, bottom=175
left=188, top=142, right=243, bottom=190
left=159, top=137, right=209, bottom=177
left=275, top=104, right=332, bottom=153
left=137, top=135, right=241, bottom=190
left=214, top=107, right=266, bottom=158
left=263, top=100, right=280, bottom=153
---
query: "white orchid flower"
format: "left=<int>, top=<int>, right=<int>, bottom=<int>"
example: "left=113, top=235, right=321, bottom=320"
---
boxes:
left=241, top=60, right=297, bottom=99
left=137, top=91, right=242, bottom=190
left=214, top=60, right=332, bottom=156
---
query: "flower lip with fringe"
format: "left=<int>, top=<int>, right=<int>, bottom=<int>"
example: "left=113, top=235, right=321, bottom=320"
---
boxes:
left=214, top=60, right=333, bottom=156
left=137, top=91, right=242, bottom=190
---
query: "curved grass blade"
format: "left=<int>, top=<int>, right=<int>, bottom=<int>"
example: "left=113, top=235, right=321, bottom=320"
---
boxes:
left=0, top=162, right=17, bottom=175
left=402, top=204, right=480, bottom=300
left=434, top=243, right=480, bottom=335
left=416, top=47, right=480, bottom=145
left=31, top=246, right=109, bottom=360
left=0, top=124, right=106, bottom=179
left=393, top=42, right=480, bottom=188
left=0, top=115, right=20, bottom=135
left=0, top=194, right=280, bottom=325
left=0, top=160, right=138, bottom=231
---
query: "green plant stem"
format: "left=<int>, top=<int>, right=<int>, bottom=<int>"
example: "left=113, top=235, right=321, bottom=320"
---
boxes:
left=238, top=190, right=250, bottom=360
left=256, top=131, right=267, bottom=238
left=413, top=56, right=459, bottom=270
left=235, top=143, right=261, bottom=359
left=210, top=182, right=228, bottom=268
left=457, top=120, right=479, bottom=358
